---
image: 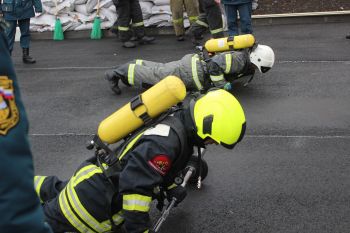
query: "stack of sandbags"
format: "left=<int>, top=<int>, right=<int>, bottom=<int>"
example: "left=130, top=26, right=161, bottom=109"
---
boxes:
left=30, top=0, right=117, bottom=32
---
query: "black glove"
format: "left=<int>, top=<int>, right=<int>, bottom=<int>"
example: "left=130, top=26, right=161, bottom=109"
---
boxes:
left=166, top=185, right=187, bottom=206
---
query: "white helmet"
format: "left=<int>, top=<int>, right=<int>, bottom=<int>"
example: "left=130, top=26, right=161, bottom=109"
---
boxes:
left=250, top=44, right=275, bottom=73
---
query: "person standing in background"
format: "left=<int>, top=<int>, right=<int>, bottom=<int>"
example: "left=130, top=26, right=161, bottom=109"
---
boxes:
left=189, top=0, right=224, bottom=45
left=0, top=20, right=53, bottom=233
left=111, top=0, right=155, bottom=48
left=0, top=0, right=42, bottom=64
left=170, top=0, right=199, bottom=41
left=221, top=0, right=253, bottom=36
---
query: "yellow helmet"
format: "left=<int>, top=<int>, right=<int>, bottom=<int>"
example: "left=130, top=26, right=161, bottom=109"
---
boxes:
left=192, top=89, right=246, bottom=149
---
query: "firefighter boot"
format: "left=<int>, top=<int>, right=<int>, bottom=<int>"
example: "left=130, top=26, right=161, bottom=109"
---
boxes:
left=105, top=70, right=122, bottom=95
left=123, top=41, right=137, bottom=48
left=22, top=48, right=36, bottom=64
left=138, top=36, right=155, bottom=45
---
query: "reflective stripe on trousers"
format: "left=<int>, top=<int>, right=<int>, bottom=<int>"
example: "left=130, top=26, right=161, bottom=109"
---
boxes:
left=58, top=164, right=123, bottom=233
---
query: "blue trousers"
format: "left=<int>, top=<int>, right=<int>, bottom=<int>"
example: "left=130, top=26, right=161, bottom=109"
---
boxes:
left=5, top=18, right=31, bottom=53
left=224, top=3, right=252, bottom=36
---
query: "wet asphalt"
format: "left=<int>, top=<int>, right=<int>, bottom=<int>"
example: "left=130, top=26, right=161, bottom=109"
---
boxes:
left=11, top=22, right=350, bottom=233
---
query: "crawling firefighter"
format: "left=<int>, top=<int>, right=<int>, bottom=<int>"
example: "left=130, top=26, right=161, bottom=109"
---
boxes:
left=34, top=78, right=246, bottom=233
left=104, top=44, right=275, bottom=95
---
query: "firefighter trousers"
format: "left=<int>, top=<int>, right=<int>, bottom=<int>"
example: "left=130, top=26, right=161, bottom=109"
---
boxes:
left=190, top=0, right=224, bottom=39
left=170, top=0, right=199, bottom=36
left=113, top=0, right=145, bottom=42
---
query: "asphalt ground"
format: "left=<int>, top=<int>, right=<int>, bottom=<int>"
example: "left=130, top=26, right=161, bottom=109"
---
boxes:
left=11, top=22, right=350, bottom=233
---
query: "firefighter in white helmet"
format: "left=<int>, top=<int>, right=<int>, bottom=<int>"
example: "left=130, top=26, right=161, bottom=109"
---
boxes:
left=104, top=44, right=275, bottom=95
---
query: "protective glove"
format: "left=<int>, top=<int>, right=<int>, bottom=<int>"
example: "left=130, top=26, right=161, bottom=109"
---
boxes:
left=166, top=185, right=187, bottom=207
left=224, top=82, right=232, bottom=91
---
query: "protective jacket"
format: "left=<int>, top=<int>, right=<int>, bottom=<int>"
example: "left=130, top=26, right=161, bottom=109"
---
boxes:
left=112, top=50, right=250, bottom=92
left=34, top=110, right=196, bottom=233
left=0, top=0, right=42, bottom=20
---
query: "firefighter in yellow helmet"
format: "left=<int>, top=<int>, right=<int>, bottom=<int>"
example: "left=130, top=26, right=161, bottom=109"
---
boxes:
left=34, top=89, right=246, bottom=233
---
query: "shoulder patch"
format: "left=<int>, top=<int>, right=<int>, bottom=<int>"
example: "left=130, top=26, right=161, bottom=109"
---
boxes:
left=148, top=154, right=171, bottom=176
left=144, top=124, right=170, bottom=137
left=0, top=76, right=19, bottom=136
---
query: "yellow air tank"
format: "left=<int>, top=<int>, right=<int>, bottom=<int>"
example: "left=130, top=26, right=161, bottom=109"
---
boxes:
left=98, top=75, right=187, bottom=144
left=205, top=34, right=255, bottom=53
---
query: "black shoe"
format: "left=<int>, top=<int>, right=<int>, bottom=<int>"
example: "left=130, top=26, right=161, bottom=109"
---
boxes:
left=123, top=41, right=137, bottom=48
left=130, top=36, right=138, bottom=41
left=176, top=35, right=185, bottom=41
left=346, top=34, right=350, bottom=39
left=22, top=48, right=36, bottom=64
left=138, top=36, right=155, bottom=45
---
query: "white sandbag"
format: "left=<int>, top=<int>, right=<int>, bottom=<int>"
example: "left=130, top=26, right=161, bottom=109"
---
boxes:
left=146, top=13, right=171, bottom=26
left=86, top=0, right=98, bottom=13
left=153, top=0, right=169, bottom=6
left=74, top=0, right=87, bottom=4
left=99, top=8, right=117, bottom=23
left=101, top=20, right=113, bottom=29
left=42, top=0, right=74, bottom=15
left=59, top=14, right=72, bottom=25
left=94, top=0, right=114, bottom=10
left=74, top=22, right=93, bottom=30
left=156, top=21, right=172, bottom=27
left=63, top=21, right=82, bottom=31
left=75, top=4, right=89, bottom=15
left=151, top=5, right=171, bottom=15
left=140, top=1, right=153, bottom=19
left=30, top=14, right=56, bottom=27
left=68, top=11, right=95, bottom=23
left=108, top=4, right=116, bottom=12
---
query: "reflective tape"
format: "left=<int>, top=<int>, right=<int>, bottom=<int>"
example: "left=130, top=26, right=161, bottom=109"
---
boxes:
left=132, top=22, right=144, bottom=27
left=123, top=194, right=152, bottom=212
left=196, top=20, right=208, bottom=28
left=210, top=74, right=225, bottom=82
left=225, top=53, right=232, bottom=74
left=210, top=28, right=224, bottom=35
left=59, top=188, right=95, bottom=233
left=135, top=59, right=143, bottom=65
left=128, top=64, right=136, bottom=85
left=172, top=18, right=183, bottom=24
left=118, top=26, right=129, bottom=31
left=58, top=165, right=111, bottom=233
left=34, top=176, right=47, bottom=202
left=189, top=16, right=198, bottom=22
left=191, top=55, right=203, bottom=90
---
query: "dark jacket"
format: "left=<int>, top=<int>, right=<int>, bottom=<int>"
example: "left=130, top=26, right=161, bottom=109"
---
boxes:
left=0, top=28, right=52, bottom=233
left=36, top=109, right=197, bottom=233
left=1, top=0, right=42, bottom=20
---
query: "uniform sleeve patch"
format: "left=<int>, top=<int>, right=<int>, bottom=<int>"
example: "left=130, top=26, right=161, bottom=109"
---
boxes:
left=144, top=124, right=170, bottom=137
left=148, top=155, right=171, bottom=176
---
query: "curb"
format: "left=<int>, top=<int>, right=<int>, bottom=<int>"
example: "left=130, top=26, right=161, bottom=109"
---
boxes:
left=31, top=11, right=350, bottom=40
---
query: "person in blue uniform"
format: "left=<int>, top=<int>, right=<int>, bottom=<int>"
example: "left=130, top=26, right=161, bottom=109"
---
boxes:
left=221, top=0, right=253, bottom=36
left=0, top=20, right=52, bottom=233
left=0, top=0, right=42, bottom=63
left=34, top=89, right=246, bottom=233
